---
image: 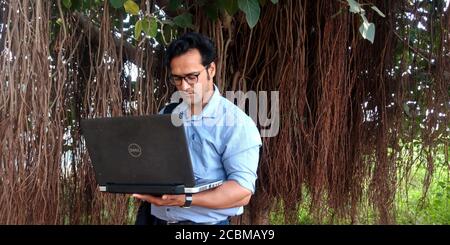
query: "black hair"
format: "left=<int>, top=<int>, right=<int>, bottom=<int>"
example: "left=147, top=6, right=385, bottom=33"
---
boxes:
left=165, top=32, right=216, bottom=69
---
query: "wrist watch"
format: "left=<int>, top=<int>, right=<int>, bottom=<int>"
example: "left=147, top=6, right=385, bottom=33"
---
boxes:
left=181, top=193, right=192, bottom=208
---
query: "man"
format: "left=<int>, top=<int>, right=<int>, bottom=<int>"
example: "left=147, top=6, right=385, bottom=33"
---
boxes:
left=133, top=32, right=262, bottom=225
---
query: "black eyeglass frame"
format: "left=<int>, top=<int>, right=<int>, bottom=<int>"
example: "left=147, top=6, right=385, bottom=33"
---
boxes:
left=169, top=65, right=211, bottom=86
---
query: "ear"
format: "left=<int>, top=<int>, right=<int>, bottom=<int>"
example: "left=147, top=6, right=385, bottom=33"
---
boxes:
left=207, top=62, right=216, bottom=81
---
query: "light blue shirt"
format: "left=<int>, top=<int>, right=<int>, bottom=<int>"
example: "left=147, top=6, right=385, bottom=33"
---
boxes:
left=151, top=85, right=262, bottom=223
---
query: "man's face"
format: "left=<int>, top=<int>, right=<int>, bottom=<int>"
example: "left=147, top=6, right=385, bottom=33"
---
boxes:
left=170, top=49, right=215, bottom=106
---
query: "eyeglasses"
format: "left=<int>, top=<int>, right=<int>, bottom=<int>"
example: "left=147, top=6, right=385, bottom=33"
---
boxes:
left=169, top=66, right=209, bottom=86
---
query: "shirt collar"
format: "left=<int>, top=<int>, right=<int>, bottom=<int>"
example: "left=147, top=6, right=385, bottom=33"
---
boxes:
left=179, top=84, right=221, bottom=121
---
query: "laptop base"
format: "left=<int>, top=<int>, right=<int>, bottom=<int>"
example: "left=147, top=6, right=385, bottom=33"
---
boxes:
left=102, top=184, right=186, bottom=194
left=100, top=180, right=223, bottom=195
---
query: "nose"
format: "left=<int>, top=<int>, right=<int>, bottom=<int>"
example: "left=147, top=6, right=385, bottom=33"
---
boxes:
left=178, top=79, right=191, bottom=91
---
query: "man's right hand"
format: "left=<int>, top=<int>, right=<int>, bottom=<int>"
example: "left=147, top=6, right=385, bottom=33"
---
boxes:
left=133, top=193, right=186, bottom=207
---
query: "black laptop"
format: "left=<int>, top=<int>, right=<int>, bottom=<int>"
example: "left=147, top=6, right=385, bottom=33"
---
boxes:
left=80, top=114, right=223, bottom=195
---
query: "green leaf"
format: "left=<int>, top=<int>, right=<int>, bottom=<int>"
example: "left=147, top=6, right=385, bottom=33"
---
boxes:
left=402, top=103, right=411, bottom=117
left=134, top=19, right=143, bottom=39
left=63, top=0, right=72, bottom=9
left=56, top=18, right=63, bottom=26
left=238, top=0, right=261, bottom=29
left=71, top=0, right=82, bottom=10
left=173, top=13, right=194, bottom=28
left=259, top=0, right=267, bottom=7
left=142, top=18, right=158, bottom=38
left=109, top=0, right=124, bottom=9
left=347, top=0, right=363, bottom=14
left=205, top=3, right=219, bottom=21
left=371, top=6, right=386, bottom=18
left=270, top=0, right=278, bottom=3
left=149, top=18, right=158, bottom=37
left=218, top=0, right=239, bottom=16
left=141, top=19, right=150, bottom=37
left=359, top=21, right=375, bottom=44
left=160, top=24, right=174, bottom=44
left=168, top=0, right=182, bottom=11
left=124, top=0, right=139, bottom=15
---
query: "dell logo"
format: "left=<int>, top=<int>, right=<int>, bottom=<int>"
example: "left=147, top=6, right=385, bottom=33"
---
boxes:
left=128, top=143, right=142, bottom=158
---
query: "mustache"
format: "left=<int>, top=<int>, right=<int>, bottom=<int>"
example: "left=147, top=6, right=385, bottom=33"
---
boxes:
left=181, top=90, right=200, bottom=94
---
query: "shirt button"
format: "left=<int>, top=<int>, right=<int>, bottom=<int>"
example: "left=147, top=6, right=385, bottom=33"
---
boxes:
left=167, top=208, right=170, bottom=212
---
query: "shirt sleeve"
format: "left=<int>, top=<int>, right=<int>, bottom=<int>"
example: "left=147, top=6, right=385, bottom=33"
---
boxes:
left=222, top=117, right=262, bottom=194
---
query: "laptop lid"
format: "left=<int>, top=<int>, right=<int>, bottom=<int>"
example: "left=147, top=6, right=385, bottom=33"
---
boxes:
left=80, top=114, right=196, bottom=189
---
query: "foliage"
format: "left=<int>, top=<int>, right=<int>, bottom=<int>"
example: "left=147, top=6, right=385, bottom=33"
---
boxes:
left=269, top=143, right=449, bottom=224
left=1, top=0, right=448, bottom=225
left=344, top=0, right=386, bottom=43
left=59, top=0, right=279, bottom=44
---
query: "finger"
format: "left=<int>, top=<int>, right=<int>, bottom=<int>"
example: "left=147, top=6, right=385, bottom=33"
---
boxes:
left=133, top=194, right=181, bottom=206
left=132, top=194, right=146, bottom=200
left=133, top=194, right=158, bottom=203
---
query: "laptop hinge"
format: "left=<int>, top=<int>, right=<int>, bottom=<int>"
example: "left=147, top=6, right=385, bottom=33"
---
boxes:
left=103, top=183, right=186, bottom=194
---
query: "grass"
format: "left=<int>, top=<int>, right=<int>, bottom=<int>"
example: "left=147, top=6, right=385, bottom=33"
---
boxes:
left=395, top=164, right=449, bottom=224
left=269, top=143, right=449, bottom=224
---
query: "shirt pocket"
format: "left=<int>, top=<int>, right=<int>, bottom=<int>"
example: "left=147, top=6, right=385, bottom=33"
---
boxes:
left=189, top=133, right=207, bottom=179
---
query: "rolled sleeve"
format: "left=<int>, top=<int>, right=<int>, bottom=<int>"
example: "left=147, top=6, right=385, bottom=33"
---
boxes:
left=221, top=115, right=262, bottom=194
left=223, top=145, right=261, bottom=193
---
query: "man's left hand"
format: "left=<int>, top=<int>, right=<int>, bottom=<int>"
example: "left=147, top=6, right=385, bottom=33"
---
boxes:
left=132, top=194, right=186, bottom=207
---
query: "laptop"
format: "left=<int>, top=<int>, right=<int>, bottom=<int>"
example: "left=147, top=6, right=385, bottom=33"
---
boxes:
left=80, top=114, right=223, bottom=195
